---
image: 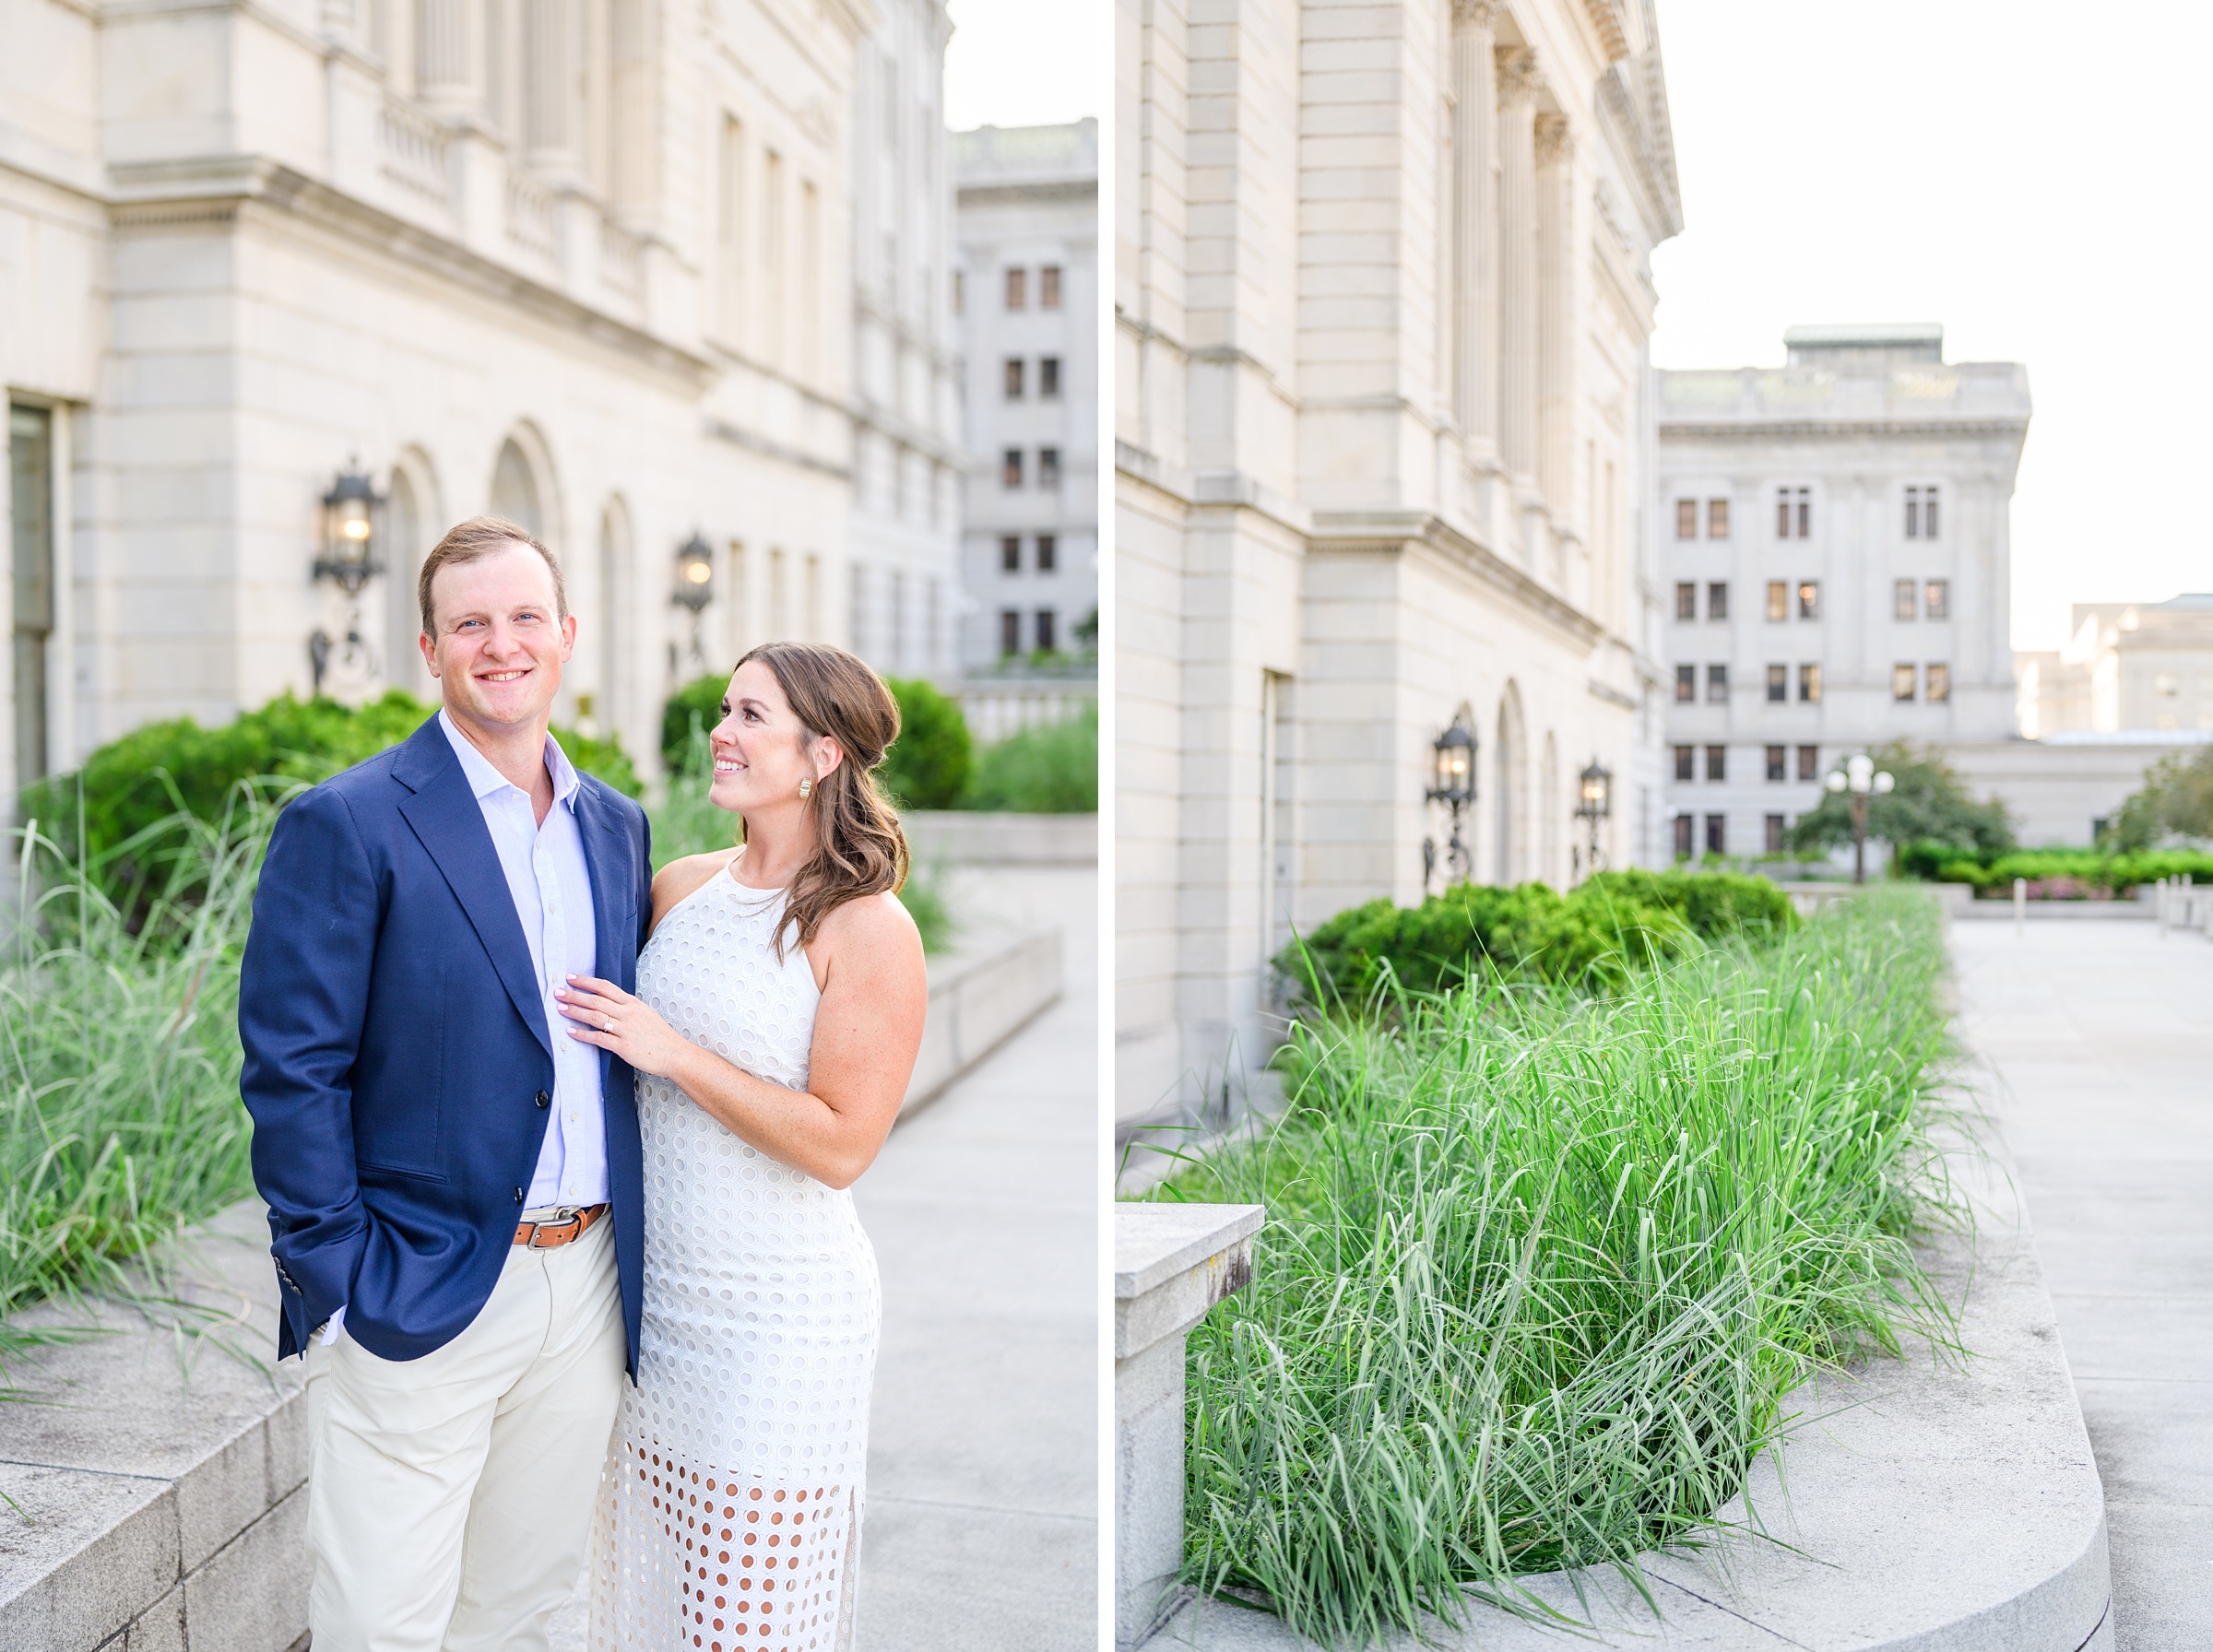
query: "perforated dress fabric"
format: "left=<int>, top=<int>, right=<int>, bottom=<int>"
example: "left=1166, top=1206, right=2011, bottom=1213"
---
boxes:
left=588, top=868, right=881, bottom=1652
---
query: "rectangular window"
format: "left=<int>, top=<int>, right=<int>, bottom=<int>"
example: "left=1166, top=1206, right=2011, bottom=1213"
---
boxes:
left=1000, top=535, right=1021, bottom=572
left=1765, top=814, right=1787, bottom=856
left=1675, top=664, right=1696, bottom=702
left=1708, top=498, right=1730, bottom=538
left=1766, top=663, right=1787, bottom=702
left=1003, top=358, right=1024, bottom=399
left=1776, top=490, right=1790, bottom=538
left=1675, top=582, right=1697, bottom=621
left=1673, top=745, right=1695, bottom=782
left=1797, top=490, right=1811, bottom=538
left=9, top=402, right=54, bottom=789
left=1893, top=662, right=1917, bottom=702
left=1778, top=486, right=1809, bottom=538
left=1924, top=485, right=1939, bottom=538
left=1767, top=580, right=1787, bottom=622
left=1036, top=534, right=1057, bottom=572
left=952, top=269, right=964, bottom=314
left=1894, top=578, right=1917, bottom=621
left=762, top=149, right=785, bottom=344
left=1040, top=264, right=1061, bottom=307
left=1676, top=499, right=1698, bottom=539
left=1925, top=579, right=1949, bottom=620
left=1038, top=446, right=1061, bottom=488
left=716, top=117, right=746, bottom=340
left=1002, top=448, right=1024, bottom=489
left=999, top=608, right=1021, bottom=655
left=1706, top=813, right=1726, bottom=855
left=1035, top=608, right=1056, bottom=653
left=1765, top=745, right=1786, bottom=782
left=1904, top=485, right=1920, bottom=539
left=1797, top=745, right=1819, bottom=782
left=1674, top=813, right=1695, bottom=859
left=1798, top=580, right=1821, bottom=620
left=1706, top=663, right=1729, bottom=703
left=1707, top=582, right=1729, bottom=621
left=1798, top=662, right=1822, bottom=702
left=1039, top=356, right=1060, bottom=398
left=1705, top=745, right=1727, bottom=783
left=1004, top=266, right=1026, bottom=309
left=1927, top=662, right=1950, bottom=702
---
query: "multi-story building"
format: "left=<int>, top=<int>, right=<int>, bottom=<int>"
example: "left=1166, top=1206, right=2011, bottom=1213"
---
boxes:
left=847, top=0, right=965, bottom=678
left=1117, top=0, right=1682, bottom=1127
left=0, top=0, right=902, bottom=793
left=953, top=120, right=1100, bottom=702
left=1655, top=324, right=2030, bottom=858
left=2019, top=596, right=2213, bottom=738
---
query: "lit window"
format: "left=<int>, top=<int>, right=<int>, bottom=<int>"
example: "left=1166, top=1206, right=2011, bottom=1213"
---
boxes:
left=1708, top=582, right=1729, bottom=621
left=1766, top=581, right=1787, bottom=622
left=1797, top=745, right=1818, bottom=781
left=1002, top=449, right=1024, bottom=488
left=1038, top=447, right=1061, bottom=488
left=1894, top=579, right=1916, bottom=621
left=1765, top=814, right=1786, bottom=855
left=1676, top=500, right=1698, bottom=539
left=1004, top=358, right=1024, bottom=400
left=1675, top=664, right=1696, bottom=702
left=1674, top=745, right=1695, bottom=782
left=1893, top=662, right=1917, bottom=702
left=1036, top=535, right=1057, bottom=572
left=1708, top=499, right=1730, bottom=538
left=1040, top=265, right=1061, bottom=307
left=1765, top=745, right=1786, bottom=782
left=1039, top=357, right=1060, bottom=398
left=1004, top=266, right=1026, bottom=309
left=1924, top=579, right=1949, bottom=620
left=1706, top=664, right=1730, bottom=703
left=1705, top=745, right=1727, bottom=782
left=1927, top=662, right=1950, bottom=702
left=1000, top=535, right=1020, bottom=572
left=1675, top=582, right=1697, bottom=621
left=1766, top=664, right=1787, bottom=703
left=1798, top=663, right=1822, bottom=702
left=1798, top=581, right=1821, bottom=620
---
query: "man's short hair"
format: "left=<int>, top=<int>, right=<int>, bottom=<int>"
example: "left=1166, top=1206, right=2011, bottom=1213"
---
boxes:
left=418, top=515, right=569, bottom=635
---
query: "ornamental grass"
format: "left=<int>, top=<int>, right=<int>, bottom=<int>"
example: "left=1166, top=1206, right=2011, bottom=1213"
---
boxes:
left=1157, top=886, right=1963, bottom=1646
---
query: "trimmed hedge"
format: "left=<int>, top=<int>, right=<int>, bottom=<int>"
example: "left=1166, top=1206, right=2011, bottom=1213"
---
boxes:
left=877, top=678, right=973, bottom=809
left=1277, top=869, right=1796, bottom=1008
left=1899, top=839, right=2213, bottom=894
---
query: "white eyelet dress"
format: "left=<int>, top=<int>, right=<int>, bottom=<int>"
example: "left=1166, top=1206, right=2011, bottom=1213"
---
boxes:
left=589, top=869, right=881, bottom=1652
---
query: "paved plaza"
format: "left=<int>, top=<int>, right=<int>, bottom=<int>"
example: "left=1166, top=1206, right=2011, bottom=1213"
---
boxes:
left=1951, top=917, right=2213, bottom=1651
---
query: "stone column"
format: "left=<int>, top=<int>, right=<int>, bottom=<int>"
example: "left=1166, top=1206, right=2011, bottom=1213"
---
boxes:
left=1495, top=48, right=1541, bottom=484
left=1450, top=1, right=1499, bottom=457
left=1534, top=112, right=1576, bottom=514
left=1115, top=1202, right=1264, bottom=1649
left=416, top=0, right=481, bottom=110
left=523, top=0, right=580, bottom=176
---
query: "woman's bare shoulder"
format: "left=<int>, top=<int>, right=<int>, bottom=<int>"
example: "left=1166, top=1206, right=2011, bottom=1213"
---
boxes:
left=649, top=849, right=741, bottom=926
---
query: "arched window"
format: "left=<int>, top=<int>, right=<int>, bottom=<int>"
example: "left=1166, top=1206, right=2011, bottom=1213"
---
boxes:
left=490, top=438, right=543, bottom=538
left=384, top=452, right=442, bottom=692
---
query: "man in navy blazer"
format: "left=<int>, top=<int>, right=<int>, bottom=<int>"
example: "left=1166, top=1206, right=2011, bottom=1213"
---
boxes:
left=241, top=516, right=651, bottom=1652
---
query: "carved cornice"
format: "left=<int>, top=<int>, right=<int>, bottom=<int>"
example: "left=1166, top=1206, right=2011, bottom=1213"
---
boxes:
left=1582, top=0, right=1631, bottom=62
left=1450, top=0, right=1500, bottom=30
left=1659, top=419, right=2030, bottom=441
left=1494, top=47, right=1542, bottom=107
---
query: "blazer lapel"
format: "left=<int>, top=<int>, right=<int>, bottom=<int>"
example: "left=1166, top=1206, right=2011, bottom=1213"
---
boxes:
left=572, top=781, right=637, bottom=1090
left=391, top=720, right=554, bottom=1057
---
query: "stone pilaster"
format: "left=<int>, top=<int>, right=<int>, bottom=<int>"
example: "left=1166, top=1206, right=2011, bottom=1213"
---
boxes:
left=524, top=0, right=580, bottom=177
left=415, top=0, right=482, bottom=112
left=1450, top=1, right=1498, bottom=458
left=1534, top=112, right=1575, bottom=514
left=1495, top=47, right=1540, bottom=484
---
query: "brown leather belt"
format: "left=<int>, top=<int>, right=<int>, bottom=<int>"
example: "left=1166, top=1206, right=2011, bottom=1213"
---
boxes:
left=514, top=1204, right=609, bottom=1248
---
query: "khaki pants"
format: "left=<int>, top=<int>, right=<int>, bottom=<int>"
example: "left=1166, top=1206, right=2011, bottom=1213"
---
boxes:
left=303, top=1219, right=625, bottom=1652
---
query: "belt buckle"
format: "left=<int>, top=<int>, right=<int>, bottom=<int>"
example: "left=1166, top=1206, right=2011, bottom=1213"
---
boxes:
left=528, top=1212, right=582, bottom=1248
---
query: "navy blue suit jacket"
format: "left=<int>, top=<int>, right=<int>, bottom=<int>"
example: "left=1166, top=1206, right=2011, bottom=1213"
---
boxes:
left=239, top=715, right=651, bottom=1372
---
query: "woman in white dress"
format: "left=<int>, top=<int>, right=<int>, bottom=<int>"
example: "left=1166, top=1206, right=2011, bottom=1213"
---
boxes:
left=555, top=642, right=928, bottom=1652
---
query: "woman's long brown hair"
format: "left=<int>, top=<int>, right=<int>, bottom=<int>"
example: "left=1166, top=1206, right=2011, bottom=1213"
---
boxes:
left=735, top=642, right=910, bottom=957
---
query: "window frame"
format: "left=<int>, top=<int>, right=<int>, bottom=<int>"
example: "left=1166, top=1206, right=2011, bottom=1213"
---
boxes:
left=1797, top=580, right=1821, bottom=620
left=1675, top=581, right=1697, bottom=621
left=1894, top=578, right=1916, bottom=621
left=1707, top=581, right=1729, bottom=621
left=1004, top=266, right=1026, bottom=309
left=1926, top=661, right=1950, bottom=702
left=1892, top=662, right=1918, bottom=702
left=1765, top=745, right=1786, bottom=783
left=1000, top=535, right=1021, bottom=572
left=1001, top=448, right=1024, bottom=489
left=1798, top=662, right=1822, bottom=703
left=1924, top=578, right=1949, bottom=621
left=1705, top=663, right=1730, bottom=703
left=1675, top=499, right=1698, bottom=539
left=1765, top=664, right=1787, bottom=704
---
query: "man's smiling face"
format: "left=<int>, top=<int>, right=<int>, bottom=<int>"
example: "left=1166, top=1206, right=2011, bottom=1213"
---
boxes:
left=420, top=540, right=576, bottom=734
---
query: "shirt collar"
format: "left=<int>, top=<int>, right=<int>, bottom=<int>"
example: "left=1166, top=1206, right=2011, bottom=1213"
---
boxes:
left=438, top=707, right=580, bottom=811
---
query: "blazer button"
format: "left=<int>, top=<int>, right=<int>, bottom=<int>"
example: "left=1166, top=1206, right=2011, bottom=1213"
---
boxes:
left=535, top=1091, right=550, bottom=1109
left=513, top=1187, right=525, bottom=1204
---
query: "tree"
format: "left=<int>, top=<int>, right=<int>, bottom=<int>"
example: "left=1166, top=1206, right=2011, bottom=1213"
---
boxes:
left=1787, top=739, right=2013, bottom=862
left=2111, top=747, right=2213, bottom=849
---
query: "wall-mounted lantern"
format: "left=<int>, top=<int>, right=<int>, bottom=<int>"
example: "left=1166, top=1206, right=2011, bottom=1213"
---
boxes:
left=309, top=460, right=384, bottom=695
left=1423, top=711, right=1479, bottom=891
left=672, top=532, right=715, bottom=676
left=1576, top=758, right=1612, bottom=877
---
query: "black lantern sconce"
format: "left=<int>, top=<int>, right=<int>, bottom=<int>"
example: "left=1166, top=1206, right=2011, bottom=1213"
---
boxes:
left=672, top=532, right=715, bottom=675
left=1423, top=711, right=1479, bottom=891
left=309, top=460, right=385, bottom=695
left=1575, top=757, right=1613, bottom=879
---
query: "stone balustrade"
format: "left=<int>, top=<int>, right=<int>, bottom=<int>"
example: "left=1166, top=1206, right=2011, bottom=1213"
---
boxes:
left=1114, top=1202, right=1264, bottom=1650
left=2154, top=875, right=2213, bottom=940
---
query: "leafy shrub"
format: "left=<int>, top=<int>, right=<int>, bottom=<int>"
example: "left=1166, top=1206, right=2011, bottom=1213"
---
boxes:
left=961, top=706, right=1097, bottom=813
left=662, top=673, right=729, bottom=771
left=2112, top=746, right=2213, bottom=848
left=877, top=678, right=973, bottom=809
left=1280, top=869, right=1794, bottom=1009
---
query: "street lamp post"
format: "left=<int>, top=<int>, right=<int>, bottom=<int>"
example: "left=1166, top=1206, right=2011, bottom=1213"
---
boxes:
left=1575, top=758, right=1612, bottom=880
left=1824, top=752, right=1896, bottom=884
left=672, top=532, right=715, bottom=675
left=1424, top=712, right=1478, bottom=891
left=311, top=461, right=384, bottom=695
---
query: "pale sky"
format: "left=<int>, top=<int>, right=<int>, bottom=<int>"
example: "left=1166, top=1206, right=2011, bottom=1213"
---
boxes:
left=1650, top=0, right=2213, bottom=652
left=943, top=0, right=1106, bottom=133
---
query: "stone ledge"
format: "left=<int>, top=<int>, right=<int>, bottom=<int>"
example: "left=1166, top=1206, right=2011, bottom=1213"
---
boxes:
left=1151, top=1146, right=2112, bottom=1652
left=904, top=925, right=1064, bottom=1117
left=903, top=811, right=1099, bottom=867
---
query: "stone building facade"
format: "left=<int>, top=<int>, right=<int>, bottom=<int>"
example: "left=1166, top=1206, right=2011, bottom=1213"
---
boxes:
left=0, top=0, right=958, bottom=795
left=1654, top=324, right=2030, bottom=858
left=953, top=121, right=1100, bottom=687
left=2018, top=596, right=2213, bottom=739
left=1116, top=0, right=1683, bottom=1126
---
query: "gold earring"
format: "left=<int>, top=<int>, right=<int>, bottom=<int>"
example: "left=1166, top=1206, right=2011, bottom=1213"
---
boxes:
left=798, top=777, right=813, bottom=799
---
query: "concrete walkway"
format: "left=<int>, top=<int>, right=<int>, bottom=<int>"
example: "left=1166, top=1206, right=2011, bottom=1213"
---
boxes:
left=547, top=865, right=1098, bottom=1652
left=1951, top=919, right=2213, bottom=1651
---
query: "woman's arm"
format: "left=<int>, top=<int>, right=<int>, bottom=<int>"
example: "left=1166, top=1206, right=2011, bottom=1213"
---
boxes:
left=557, top=890, right=928, bottom=1189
